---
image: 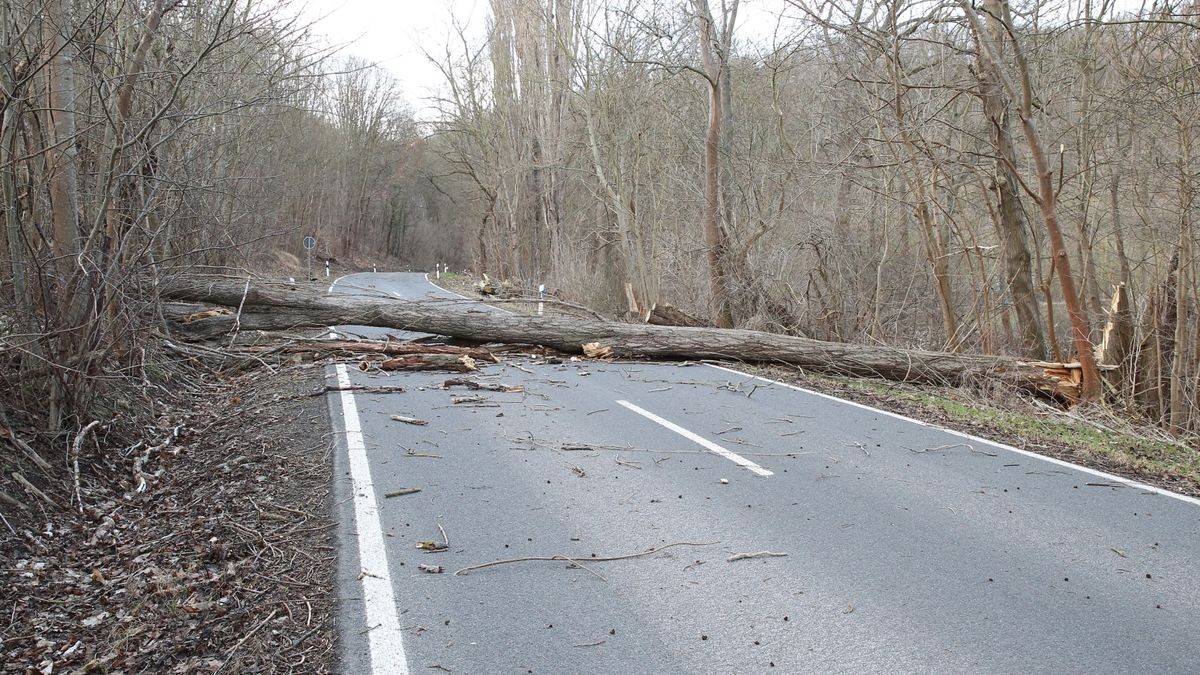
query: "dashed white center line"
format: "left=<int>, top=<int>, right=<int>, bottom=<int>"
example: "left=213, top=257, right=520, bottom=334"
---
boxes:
left=616, top=400, right=773, bottom=477
left=335, top=363, right=409, bottom=674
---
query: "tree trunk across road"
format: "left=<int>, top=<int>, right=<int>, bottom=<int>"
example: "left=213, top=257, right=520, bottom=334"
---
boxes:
left=162, top=277, right=1085, bottom=399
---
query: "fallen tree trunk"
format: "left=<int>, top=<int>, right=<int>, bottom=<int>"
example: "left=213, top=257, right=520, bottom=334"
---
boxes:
left=163, top=302, right=335, bottom=340
left=253, top=340, right=498, bottom=363
left=162, top=277, right=1085, bottom=399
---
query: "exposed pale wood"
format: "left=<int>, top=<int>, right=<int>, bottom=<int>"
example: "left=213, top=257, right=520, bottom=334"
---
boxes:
left=1096, top=284, right=1135, bottom=393
left=163, top=277, right=1087, bottom=400
left=624, top=282, right=641, bottom=321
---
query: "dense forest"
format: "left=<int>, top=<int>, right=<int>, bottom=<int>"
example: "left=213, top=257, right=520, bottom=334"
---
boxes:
left=1, top=0, right=1197, bottom=437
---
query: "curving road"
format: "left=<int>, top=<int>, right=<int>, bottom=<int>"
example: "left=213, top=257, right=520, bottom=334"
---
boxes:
left=326, top=272, right=1200, bottom=675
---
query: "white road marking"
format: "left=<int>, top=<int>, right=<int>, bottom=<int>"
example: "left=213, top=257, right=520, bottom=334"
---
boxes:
left=704, top=363, right=1200, bottom=508
left=616, top=400, right=773, bottom=477
left=335, top=363, right=410, bottom=674
left=328, top=272, right=359, bottom=294
left=424, top=273, right=515, bottom=315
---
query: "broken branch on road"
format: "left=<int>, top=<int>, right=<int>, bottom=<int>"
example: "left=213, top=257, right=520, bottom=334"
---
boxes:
left=905, top=443, right=998, bottom=457
left=727, top=551, right=788, bottom=562
left=454, top=541, right=719, bottom=577
left=443, top=378, right=524, bottom=393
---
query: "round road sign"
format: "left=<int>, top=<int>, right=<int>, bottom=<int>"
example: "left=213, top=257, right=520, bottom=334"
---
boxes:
left=303, top=236, right=317, bottom=250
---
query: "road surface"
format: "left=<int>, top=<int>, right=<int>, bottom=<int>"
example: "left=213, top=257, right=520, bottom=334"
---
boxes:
left=326, top=272, right=1200, bottom=674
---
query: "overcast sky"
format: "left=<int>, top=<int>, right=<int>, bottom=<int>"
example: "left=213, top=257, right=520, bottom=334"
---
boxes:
left=304, top=0, right=792, bottom=116
left=305, top=0, right=490, bottom=113
left=304, top=0, right=1148, bottom=116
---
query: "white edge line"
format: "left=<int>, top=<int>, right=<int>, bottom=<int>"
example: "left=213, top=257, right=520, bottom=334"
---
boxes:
left=328, top=272, right=360, bottom=294
left=703, top=363, right=1200, bottom=508
left=335, top=363, right=410, bottom=674
left=424, top=272, right=515, bottom=315
left=616, top=399, right=773, bottom=477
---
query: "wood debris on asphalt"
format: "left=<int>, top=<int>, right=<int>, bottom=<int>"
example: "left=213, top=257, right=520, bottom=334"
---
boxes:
left=454, top=541, right=719, bottom=577
left=727, top=551, right=789, bottom=562
left=384, top=488, right=422, bottom=498
left=443, top=378, right=524, bottom=393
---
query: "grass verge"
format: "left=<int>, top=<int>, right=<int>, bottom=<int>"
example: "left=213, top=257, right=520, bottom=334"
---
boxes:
left=748, top=363, right=1200, bottom=497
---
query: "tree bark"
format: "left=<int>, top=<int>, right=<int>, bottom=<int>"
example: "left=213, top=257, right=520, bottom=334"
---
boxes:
left=972, top=13, right=1047, bottom=359
left=42, top=0, right=82, bottom=264
left=1169, top=122, right=1193, bottom=433
left=959, top=0, right=1102, bottom=399
left=695, top=0, right=735, bottom=329
left=163, top=277, right=1090, bottom=400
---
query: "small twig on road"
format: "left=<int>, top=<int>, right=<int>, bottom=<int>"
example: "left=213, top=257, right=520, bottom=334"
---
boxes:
left=384, top=488, right=421, bottom=498
left=437, top=523, right=450, bottom=549
left=727, top=551, right=788, bottom=562
left=573, top=640, right=607, bottom=648
left=905, top=443, right=997, bottom=457
left=454, top=541, right=719, bottom=576
left=845, top=441, right=869, bottom=457
left=309, top=385, right=407, bottom=396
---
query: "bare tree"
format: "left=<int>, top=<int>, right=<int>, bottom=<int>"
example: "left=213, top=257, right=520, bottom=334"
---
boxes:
left=957, top=0, right=1102, bottom=399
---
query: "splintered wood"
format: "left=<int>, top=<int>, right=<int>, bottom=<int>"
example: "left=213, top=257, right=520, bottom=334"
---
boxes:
left=582, top=342, right=612, bottom=359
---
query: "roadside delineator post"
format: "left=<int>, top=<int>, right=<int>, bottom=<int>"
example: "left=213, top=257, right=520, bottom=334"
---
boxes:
left=538, top=283, right=545, bottom=316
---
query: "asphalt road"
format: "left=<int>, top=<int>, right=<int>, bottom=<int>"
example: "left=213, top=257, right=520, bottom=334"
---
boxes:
left=327, top=272, right=1200, bottom=674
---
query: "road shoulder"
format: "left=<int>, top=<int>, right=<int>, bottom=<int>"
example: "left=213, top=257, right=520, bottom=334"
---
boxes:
left=1, top=365, right=337, bottom=673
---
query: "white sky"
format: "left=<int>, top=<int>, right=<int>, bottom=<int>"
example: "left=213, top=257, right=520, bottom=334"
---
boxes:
left=304, top=0, right=490, bottom=113
left=304, top=0, right=1150, bottom=117
left=303, top=0, right=788, bottom=116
